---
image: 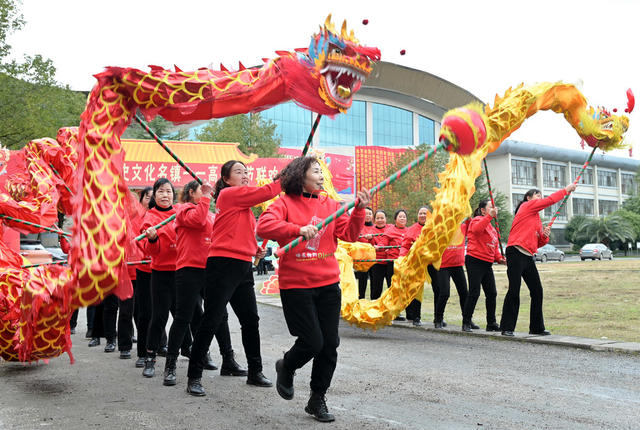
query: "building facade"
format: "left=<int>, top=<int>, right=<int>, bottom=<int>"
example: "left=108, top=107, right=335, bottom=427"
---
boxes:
left=486, top=141, right=639, bottom=244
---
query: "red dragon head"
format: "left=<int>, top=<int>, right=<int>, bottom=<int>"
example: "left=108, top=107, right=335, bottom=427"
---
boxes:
left=283, top=15, right=381, bottom=115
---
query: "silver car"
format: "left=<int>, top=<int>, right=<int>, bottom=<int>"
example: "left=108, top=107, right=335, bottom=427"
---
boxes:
left=535, top=244, right=565, bottom=262
left=579, top=243, right=613, bottom=261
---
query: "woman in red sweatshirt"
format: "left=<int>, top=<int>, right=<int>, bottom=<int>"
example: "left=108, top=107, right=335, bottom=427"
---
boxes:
left=355, top=207, right=375, bottom=299
left=368, top=210, right=391, bottom=300
left=162, top=180, right=244, bottom=387
left=500, top=184, right=576, bottom=336
left=386, top=209, right=408, bottom=321
left=462, top=199, right=505, bottom=332
left=186, top=160, right=282, bottom=397
left=257, top=156, right=371, bottom=422
left=434, top=222, right=469, bottom=329
left=399, top=206, right=431, bottom=326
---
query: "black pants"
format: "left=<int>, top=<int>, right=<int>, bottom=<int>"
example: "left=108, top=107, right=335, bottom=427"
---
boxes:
left=86, top=306, right=96, bottom=330
left=135, top=270, right=152, bottom=359
left=103, top=294, right=119, bottom=342
left=90, top=303, right=105, bottom=338
left=70, top=309, right=78, bottom=330
left=427, top=265, right=439, bottom=317
left=369, top=263, right=392, bottom=300
left=146, top=270, right=191, bottom=356
left=280, top=283, right=341, bottom=394
left=168, top=267, right=233, bottom=358
left=256, top=258, right=267, bottom=275
left=117, top=280, right=136, bottom=352
left=435, top=266, right=468, bottom=321
left=188, top=257, right=262, bottom=379
left=500, top=246, right=546, bottom=333
left=463, top=255, right=497, bottom=325
left=354, top=270, right=370, bottom=299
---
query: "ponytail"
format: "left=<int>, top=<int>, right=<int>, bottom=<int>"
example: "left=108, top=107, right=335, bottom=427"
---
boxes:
left=514, top=188, right=541, bottom=215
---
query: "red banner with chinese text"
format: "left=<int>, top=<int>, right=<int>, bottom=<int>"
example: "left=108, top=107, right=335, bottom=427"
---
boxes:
left=355, top=146, right=408, bottom=209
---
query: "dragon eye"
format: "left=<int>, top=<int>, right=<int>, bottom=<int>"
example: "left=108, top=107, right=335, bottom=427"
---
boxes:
left=330, top=47, right=342, bottom=55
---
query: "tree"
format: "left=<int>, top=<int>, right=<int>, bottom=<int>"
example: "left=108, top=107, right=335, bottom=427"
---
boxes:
left=0, top=0, right=86, bottom=149
left=621, top=194, right=640, bottom=215
left=195, top=113, right=281, bottom=158
left=571, top=215, right=635, bottom=249
left=122, top=115, right=190, bottom=141
left=564, top=215, right=588, bottom=250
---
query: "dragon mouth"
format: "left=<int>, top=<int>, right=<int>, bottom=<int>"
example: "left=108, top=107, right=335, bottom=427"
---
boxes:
left=320, top=64, right=366, bottom=108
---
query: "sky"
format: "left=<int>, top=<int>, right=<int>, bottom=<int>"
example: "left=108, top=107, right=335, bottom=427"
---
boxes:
left=7, top=0, right=640, bottom=159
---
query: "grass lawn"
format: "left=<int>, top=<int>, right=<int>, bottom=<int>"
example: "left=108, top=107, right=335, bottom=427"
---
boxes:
left=416, top=259, right=640, bottom=342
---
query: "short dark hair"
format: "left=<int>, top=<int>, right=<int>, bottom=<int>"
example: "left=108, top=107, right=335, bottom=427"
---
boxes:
left=214, top=160, right=246, bottom=201
left=394, top=209, right=407, bottom=221
left=139, top=186, right=152, bottom=203
left=374, top=209, right=387, bottom=219
left=279, top=156, right=320, bottom=196
left=149, top=178, right=175, bottom=209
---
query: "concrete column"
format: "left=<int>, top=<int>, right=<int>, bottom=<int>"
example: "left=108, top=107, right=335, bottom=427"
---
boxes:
left=538, top=157, right=544, bottom=195
left=593, top=165, right=600, bottom=216
left=412, top=112, right=419, bottom=147
left=567, top=162, right=573, bottom=218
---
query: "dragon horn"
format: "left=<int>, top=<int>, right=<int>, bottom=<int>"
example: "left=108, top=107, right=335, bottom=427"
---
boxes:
left=341, top=20, right=348, bottom=39
left=324, top=14, right=335, bottom=33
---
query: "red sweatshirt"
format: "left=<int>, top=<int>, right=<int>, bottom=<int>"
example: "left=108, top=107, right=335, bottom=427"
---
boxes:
left=176, top=197, right=214, bottom=270
left=400, top=222, right=423, bottom=257
left=507, top=189, right=566, bottom=254
left=208, top=181, right=281, bottom=262
left=386, top=224, right=407, bottom=259
left=370, top=224, right=390, bottom=262
left=142, top=206, right=179, bottom=271
left=133, top=213, right=152, bottom=274
left=466, top=214, right=502, bottom=263
left=257, top=193, right=365, bottom=289
left=441, top=223, right=468, bottom=268
left=357, top=223, right=376, bottom=243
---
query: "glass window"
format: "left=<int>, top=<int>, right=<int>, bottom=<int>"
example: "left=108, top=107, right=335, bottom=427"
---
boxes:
left=543, top=163, right=565, bottom=188
left=572, top=198, right=594, bottom=216
left=621, top=173, right=636, bottom=195
left=598, top=199, right=619, bottom=215
left=372, top=103, right=413, bottom=147
left=571, top=166, right=593, bottom=185
left=597, top=169, right=617, bottom=188
left=512, top=193, right=525, bottom=213
left=318, top=101, right=366, bottom=147
left=260, top=102, right=312, bottom=148
left=511, top=160, right=537, bottom=186
left=544, top=195, right=567, bottom=220
left=418, top=115, right=435, bottom=146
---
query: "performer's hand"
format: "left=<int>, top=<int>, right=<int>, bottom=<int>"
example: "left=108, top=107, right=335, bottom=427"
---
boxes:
left=356, top=188, right=372, bottom=209
left=201, top=182, right=213, bottom=197
left=299, top=225, right=318, bottom=240
left=498, top=257, right=507, bottom=265
left=543, top=225, right=551, bottom=237
left=364, top=234, right=373, bottom=240
left=255, top=247, right=266, bottom=260
left=488, top=206, right=498, bottom=218
left=145, top=227, right=158, bottom=241
left=565, top=183, right=577, bottom=193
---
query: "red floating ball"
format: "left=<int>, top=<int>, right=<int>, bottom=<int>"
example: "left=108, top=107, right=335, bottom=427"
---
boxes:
left=400, top=49, right=406, bottom=55
left=613, top=108, right=618, bottom=113
left=362, top=19, right=369, bottom=25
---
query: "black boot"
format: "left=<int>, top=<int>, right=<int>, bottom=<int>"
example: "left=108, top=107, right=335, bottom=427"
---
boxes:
left=247, top=371, right=272, bottom=387
left=305, top=391, right=335, bottom=422
left=220, top=351, right=248, bottom=376
left=163, top=355, right=177, bottom=386
left=275, top=359, right=294, bottom=400
left=203, top=351, right=217, bottom=371
left=142, top=356, right=156, bottom=378
left=186, top=378, right=206, bottom=397
left=434, top=320, right=444, bottom=329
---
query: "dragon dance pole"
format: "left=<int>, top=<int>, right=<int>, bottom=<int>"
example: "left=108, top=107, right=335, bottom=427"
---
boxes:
left=48, top=163, right=73, bottom=194
left=482, top=158, right=504, bottom=257
left=353, top=258, right=397, bottom=263
left=0, top=215, right=71, bottom=237
left=133, top=114, right=203, bottom=185
left=134, top=214, right=176, bottom=241
left=21, top=260, right=150, bottom=269
left=548, top=145, right=598, bottom=228
left=359, top=233, right=384, bottom=238
left=276, top=142, right=445, bottom=257
left=301, top=114, right=322, bottom=156
left=375, top=245, right=401, bottom=249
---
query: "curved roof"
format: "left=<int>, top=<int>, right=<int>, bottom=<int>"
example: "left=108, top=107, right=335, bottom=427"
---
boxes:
left=122, top=139, right=258, bottom=164
left=360, top=61, right=482, bottom=114
left=490, top=140, right=640, bottom=171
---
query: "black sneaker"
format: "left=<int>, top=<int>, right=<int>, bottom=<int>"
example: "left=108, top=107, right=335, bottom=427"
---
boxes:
left=142, top=357, right=156, bottom=378
left=186, top=378, right=206, bottom=396
left=486, top=323, right=501, bottom=332
left=119, top=350, right=131, bottom=359
left=134, top=357, right=146, bottom=368
left=394, top=315, right=406, bottom=322
left=469, top=321, right=480, bottom=330
left=412, top=319, right=422, bottom=327
left=275, top=359, right=294, bottom=400
left=305, top=392, right=335, bottom=423
left=104, top=341, right=116, bottom=353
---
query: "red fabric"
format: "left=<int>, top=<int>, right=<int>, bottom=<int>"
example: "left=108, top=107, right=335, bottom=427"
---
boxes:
left=141, top=206, right=179, bottom=271
left=357, top=224, right=376, bottom=243
left=385, top=224, right=407, bottom=259
left=507, top=189, right=566, bottom=254
left=467, top=215, right=502, bottom=263
left=132, top=212, right=151, bottom=274
left=441, top=223, right=467, bottom=268
left=176, top=197, right=213, bottom=270
left=257, top=193, right=365, bottom=290
left=369, top=225, right=390, bottom=262
left=208, top=182, right=281, bottom=262
left=400, top=222, right=422, bottom=257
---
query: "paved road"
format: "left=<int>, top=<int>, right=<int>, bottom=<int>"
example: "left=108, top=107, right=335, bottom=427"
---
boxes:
left=1, top=304, right=639, bottom=430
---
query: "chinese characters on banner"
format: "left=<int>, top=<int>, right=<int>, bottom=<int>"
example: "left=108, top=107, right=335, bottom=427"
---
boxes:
left=355, top=146, right=407, bottom=209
